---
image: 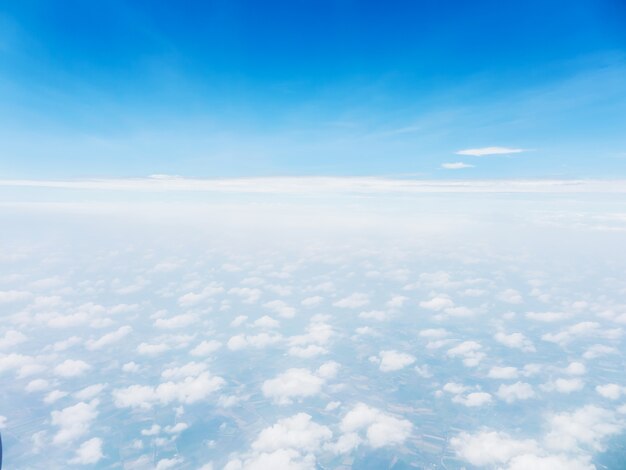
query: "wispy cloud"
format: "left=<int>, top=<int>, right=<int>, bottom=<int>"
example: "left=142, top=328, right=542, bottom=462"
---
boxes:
left=456, top=147, right=526, bottom=156
left=441, top=162, right=474, bottom=170
left=0, top=177, right=624, bottom=194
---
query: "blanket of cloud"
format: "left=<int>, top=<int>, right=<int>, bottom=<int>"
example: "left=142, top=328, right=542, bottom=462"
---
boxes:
left=1, top=181, right=626, bottom=469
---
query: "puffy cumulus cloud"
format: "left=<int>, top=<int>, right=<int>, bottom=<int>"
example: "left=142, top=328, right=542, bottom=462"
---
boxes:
left=228, top=287, right=262, bottom=304
left=156, top=457, right=185, bottom=469
left=494, top=331, right=536, bottom=352
left=137, top=342, right=170, bottom=355
left=565, top=362, right=587, bottom=375
left=333, top=403, right=412, bottom=450
left=301, top=296, right=323, bottom=307
left=441, top=383, right=492, bottom=407
left=226, top=413, right=331, bottom=470
left=0, top=290, right=32, bottom=303
left=386, top=295, right=408, bottom=309
left=419, top=295, right=454, bottom=311
left=74, top=383, right=107, bottom=401
left=190, top=339, right=221, bottom=356
left=51, top=400, right=99, bottom=445
left=54, top=359, right=91, bottom=378
left=252, top=413, right=332, bottom=454
left=264, top=300, right=296, bottom=318
left=161, top=361, right=207, bottom=380
left=26, top=378, right=49, bottom=393
left=498, top=289, right=523, bottom=304
left=541, top=377, right=585, bottom=394
left=178, top=283, right=223, bottom=307
left=262, top=362, right=339, bottom=405
left=227, top=332, right=282, bottom=351
left=69, top=437, right=104, bottom=465
left=451, top=430, right=540, bottom=466
left=155, top=313, right=197, bottom=329
left=112, top=372, right=225, bottom=409
left=85, top=325, right=132, bottom=350
left=583, top=344, right=617, bottom=359
left=453, top=392, right=493, bottom=407
left=0, top=329, right=27, bottom=350
left=373, top=350, right=416, bottom=372
left=287, top=317, right=334, bottom=358
left=487, top=366, right=519, bottom=379
left=447, top=341, right=485, bottom=367
left=333, top=293, right=369, bottom=309
left=452, top=426, right=596, bottom=470
left=253, top=315, right=280, bottom=329
left=596, top=383, right=626, bottom=400
left=359, top=310, right=389, bottom=321
left=526, top=311, right=570, bottom=322
left=497, top=382, right=536, bottom=403
left=507, top=453, right=593, bottom=470
left=542, top=322, right=620, bottom=347
left=545, top=405, right=625, bottom=453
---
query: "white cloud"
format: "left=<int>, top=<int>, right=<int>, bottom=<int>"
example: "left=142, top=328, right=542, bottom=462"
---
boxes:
left=137, top=342, right=170, bottom=355
left=54, top=359, right=91, bottom=378
left=419, top=295, right=453, bottom=311
left=494, top=331, right=535, bottom=352
left=337, top=403, right=412, bottom=449
left=0, top=330, right=27, bottom=350
left=112, top=372, right=225, bottom=409
left=541, top=377, right=585, bottom=394
left=86, top=325, right=132, bottom=350
left=254, top=315, right=281, bottom=329
left=455, top=146, right=526, bottom=156
left=596, top=383, right=626, bottom=400
left=229, top=287, right=262, bottom=304
left=262, top=362, right=339, bottom=405
left=451, top=430, right=539, bottom=466
left=51, top=400, right=99, bottom=444
left=227, top=413, right=331, bottom=470
left=545, top=405, right=624, bottom=453
left=442, top=162, right=474, bottom=169
left=227, top=332, right=282, bottom=351
left=497, top=382, right=535, bottom=403
left=447, top=341, right=485, bottom=367
left=301, top=296, right=323, bottom=307
left=69, top=437, right=104, bottom=465
left=453, top=392, right=493, bottom=407
left=264, top=300, right=296, bottom=318
left=333, top=293, right=369, bottom=309
left=487, top=366, right=519, bottom=379
left=376, top=350, right=416, bottom=372
left=155, top=314, right=197, bottom=329
left=178, top=283, right=223, bottom=307
left=0, top=290, right=32, bottom=303
left=190, top=340, right=222, bottom=356
left=498, top=289, right=523, bottom=304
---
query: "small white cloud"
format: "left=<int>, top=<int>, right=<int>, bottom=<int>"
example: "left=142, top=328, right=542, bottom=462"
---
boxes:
left=54, top=359, right=91, bottom=378
left=441, top=162, right=474, bottom=170
left=456, top=146, right=526, bottom=156
left=377, top=350, right=416, bottom=372
left=69, top=437, right=104, bottom=465
left=497, top=382, right=535, bottom=403
left=262, top=362, right=338, bottom=405
left=333, top=293, right=369, bottom=309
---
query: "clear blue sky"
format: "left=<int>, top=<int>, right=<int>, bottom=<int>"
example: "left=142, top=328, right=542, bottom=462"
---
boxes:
left=1, top=0, right=625, bottom=178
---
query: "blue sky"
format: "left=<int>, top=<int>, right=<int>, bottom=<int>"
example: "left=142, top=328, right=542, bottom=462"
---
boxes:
left=1, top=0, right=626, bottom=178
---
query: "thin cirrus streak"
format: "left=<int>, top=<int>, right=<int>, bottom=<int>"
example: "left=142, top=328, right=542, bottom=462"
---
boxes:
left=0, top=177, right=625, bottom=194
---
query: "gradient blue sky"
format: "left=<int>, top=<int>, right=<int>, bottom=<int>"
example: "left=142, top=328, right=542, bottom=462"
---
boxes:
left=1, top=0, right=626, bottom=178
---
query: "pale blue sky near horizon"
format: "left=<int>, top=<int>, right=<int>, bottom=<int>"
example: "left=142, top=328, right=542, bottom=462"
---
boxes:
left=1, top=1, right=626, bottom=179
